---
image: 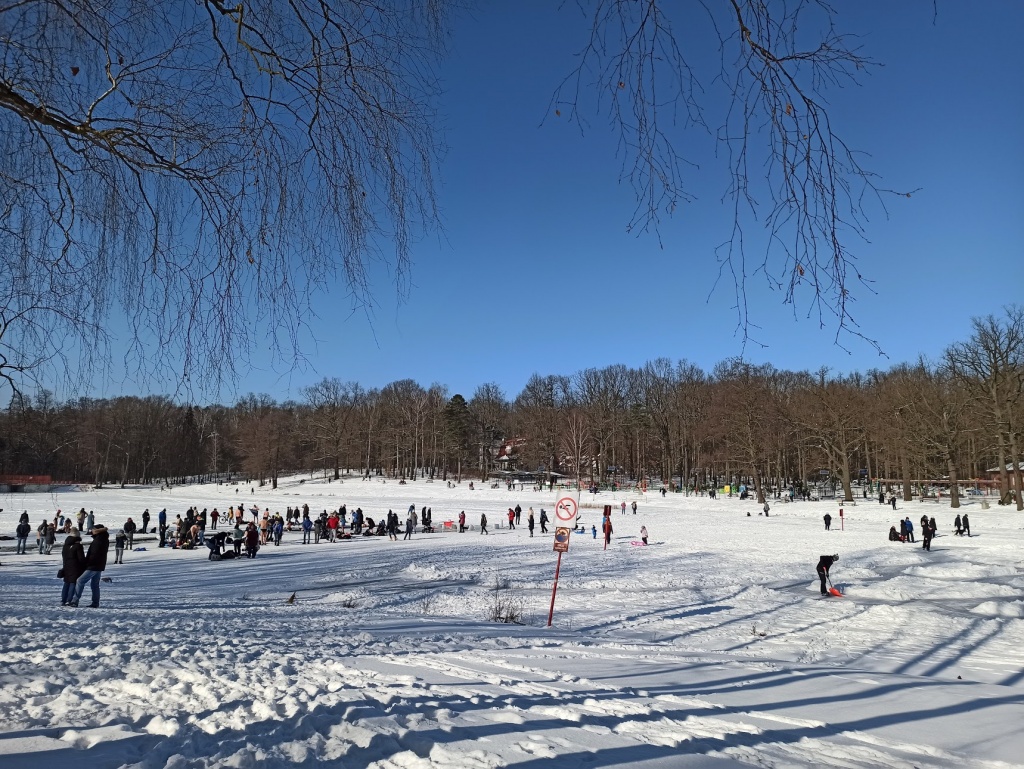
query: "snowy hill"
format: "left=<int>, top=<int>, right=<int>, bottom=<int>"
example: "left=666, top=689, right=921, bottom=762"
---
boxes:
left=1, top=480, right=1023, bottom=768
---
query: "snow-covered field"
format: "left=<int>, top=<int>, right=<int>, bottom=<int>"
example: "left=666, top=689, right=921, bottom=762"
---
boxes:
left=2, top=477, right=1023, bottom=768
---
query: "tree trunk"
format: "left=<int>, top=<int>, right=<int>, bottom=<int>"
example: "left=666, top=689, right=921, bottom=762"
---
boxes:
left=1009, top=432, right=1024, bottom=511
left=840, top=451, right=853, bottom=502
left=947, top=456, right=960, bottom=509
left=996, top=439, right=1010, bottom=501
left=901, top=451, right=913, bottom=502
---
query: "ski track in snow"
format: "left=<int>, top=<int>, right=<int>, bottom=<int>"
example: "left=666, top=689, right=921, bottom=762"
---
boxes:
left=2, top=479, right=1024, bottom=768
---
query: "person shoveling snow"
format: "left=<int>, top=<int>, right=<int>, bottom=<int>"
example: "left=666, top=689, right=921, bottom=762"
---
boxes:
left=816, top=554, right=841, bottom=597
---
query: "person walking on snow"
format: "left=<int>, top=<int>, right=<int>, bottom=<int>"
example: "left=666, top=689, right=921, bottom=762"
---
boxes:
left=507, top=508, right=516, bottom=529
left=816, top=554, right=839, bottom=596
left=539, top=509, right=549, bottom=534
left=480, top=513, right=488, bottom=535
left=961, top=513, right=970, bottom=537
left=954, top=514, right=962, bottom=536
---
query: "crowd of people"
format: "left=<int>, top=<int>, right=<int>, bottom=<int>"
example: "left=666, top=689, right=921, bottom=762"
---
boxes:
left=884, top=512, right=970, bottom=550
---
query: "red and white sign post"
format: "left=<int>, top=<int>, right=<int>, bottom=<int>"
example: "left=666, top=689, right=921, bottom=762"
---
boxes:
left=840, top=507, right=844, bottom=531
left=547, top=497, right=578, bottom=627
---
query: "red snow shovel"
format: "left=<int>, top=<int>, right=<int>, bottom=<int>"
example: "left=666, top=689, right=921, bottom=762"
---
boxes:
left=827, top=573, right=843, bottom=597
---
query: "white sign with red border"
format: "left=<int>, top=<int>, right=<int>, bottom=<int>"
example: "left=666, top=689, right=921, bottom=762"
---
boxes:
left=555, top=496, right=578, bottom=522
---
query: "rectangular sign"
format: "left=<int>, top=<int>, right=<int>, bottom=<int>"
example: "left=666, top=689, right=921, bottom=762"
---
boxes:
left=553, top=527, right=570, bottom=552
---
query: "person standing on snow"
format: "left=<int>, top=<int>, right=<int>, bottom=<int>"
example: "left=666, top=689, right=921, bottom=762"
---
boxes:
left=15, top=519, right=30, bottom=554
left=123, top=517, right=137, bottom=549
left=404, top=510, right=415, bottom=540
left=60, top=528, right=85, bottom=605
left=921, top=520, right=933, bottom=551
left=70, top=524, right=110, bottom=608
left=458, top=510, right=466, bottom=533
left=231, top=521, right=244, bottom=556
left=631, top=500, right=638, bottom=515
left=507, top=508, right=516, bottom=530
left=114, top=529, right=127, bottom=564
left=244, top=522, right=259, bottom=558
left=816, top=554, right=839, bottom=596
left=527, top=509, right=535, bottom=537
left=640, top=525, right=648, bottom=545
left=514, top=504, right=522, bottom=525
left=823, top=513, right=832, bottom=531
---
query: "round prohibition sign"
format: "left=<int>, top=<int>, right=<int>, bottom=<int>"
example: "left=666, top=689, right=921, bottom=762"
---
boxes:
left=555, top=497, right=578, bottom=522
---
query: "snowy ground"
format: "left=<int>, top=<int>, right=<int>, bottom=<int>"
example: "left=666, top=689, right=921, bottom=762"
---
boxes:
left=2, top=477, right=1023, bottom=768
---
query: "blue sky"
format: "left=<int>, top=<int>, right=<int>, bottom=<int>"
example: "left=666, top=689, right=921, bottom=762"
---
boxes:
left=103, top=2, right=1024, bottom=403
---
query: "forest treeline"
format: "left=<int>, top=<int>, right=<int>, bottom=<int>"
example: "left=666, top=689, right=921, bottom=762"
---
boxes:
left=2, top=310, right=1022, bottom=509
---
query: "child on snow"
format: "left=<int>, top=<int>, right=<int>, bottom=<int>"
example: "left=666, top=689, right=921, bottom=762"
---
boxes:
left=114, top=529, right=127, bottom=564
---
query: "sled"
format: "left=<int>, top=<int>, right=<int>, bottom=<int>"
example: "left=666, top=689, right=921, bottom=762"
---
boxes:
left=630, top=540, right=648, bottom=547
left=828, top=587, right=843, bottom=597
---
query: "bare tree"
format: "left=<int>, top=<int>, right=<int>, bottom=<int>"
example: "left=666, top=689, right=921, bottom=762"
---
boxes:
left=792, top=369, right=868, bottom=502
left=469, top=383, right=508, bottom=481
left=551, top=0, right=914, bottom=348
left=303, top=378, right=361, bottom=480
left=946, top=308, right=1024, bottom=509
left=711, top=358, right=781, bottom=502
left=1, top=0, right=447, bottom=392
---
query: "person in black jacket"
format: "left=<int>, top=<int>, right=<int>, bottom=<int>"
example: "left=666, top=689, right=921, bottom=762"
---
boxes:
left=816, top=554, right=839, bottom=596
left=70, top=524, right=109, bottom=608
left=61, top=529, right=86, bottom=605
left=15, top=519, right=30, bottom=554
left=123, top=517, right=137, bottom=548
